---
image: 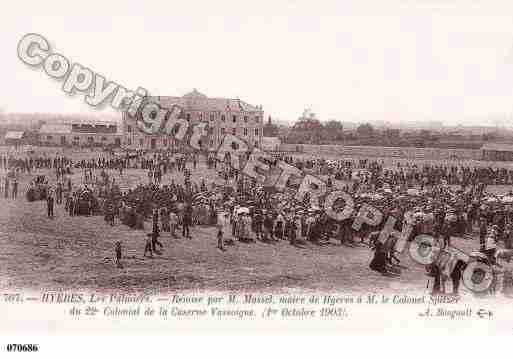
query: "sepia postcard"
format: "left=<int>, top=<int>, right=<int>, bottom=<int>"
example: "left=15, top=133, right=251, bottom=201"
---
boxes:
left=1, top=0, right=513, bottom=354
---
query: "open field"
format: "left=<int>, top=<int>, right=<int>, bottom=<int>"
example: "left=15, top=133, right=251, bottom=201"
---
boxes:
left=0, top=156, right=495, bottom=295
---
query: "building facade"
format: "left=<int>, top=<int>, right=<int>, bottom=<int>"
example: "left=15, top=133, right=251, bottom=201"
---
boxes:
left=123, top=89, right=264, bottom=150
left=39, top=120, right=122, bottom=147
left=481, top=143, right=513, bottom=161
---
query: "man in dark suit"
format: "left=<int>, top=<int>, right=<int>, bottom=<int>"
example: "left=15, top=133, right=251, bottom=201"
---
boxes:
left=47, top=194, right=54, bottom=218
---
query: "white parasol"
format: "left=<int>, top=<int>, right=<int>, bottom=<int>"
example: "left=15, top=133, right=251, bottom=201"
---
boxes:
left=495, top=249, right=513, bottom=260
left=407, top=189, right=420, bottom=196
left=469, top=251, right=489, bottom=261
left=502, top=196, right=513, bottom=204
left=236, top=207, right=250, bottom=215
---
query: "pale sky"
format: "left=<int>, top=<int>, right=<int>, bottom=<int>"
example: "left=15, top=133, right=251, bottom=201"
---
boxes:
left=2, top=0, right=513, bottom=126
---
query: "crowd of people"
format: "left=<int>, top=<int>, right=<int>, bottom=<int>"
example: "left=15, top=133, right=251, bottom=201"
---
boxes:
left=276, top=154, right=513, bottom=187
left=2, top=148, right=513, bottom=297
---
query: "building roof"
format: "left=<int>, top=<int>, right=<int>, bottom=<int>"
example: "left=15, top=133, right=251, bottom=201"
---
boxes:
left=40, top=124, right=72, bottom=134
left=4, top=131, right=25, bottom=140
left=45, top=118, right=118, bottom=126
left=148, top=90, right=261, bottom=113
left=481, top=143, right=513, bottom=152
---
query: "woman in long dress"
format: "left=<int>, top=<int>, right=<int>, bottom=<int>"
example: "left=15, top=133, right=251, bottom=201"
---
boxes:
left=274, top=213, right=284, bottom=240
left=199, top=203, right=208, bottom=225
left=236, top=214, right=244, bottom=241
left=496, top=250, right=513, bottom=297
left=160, top=207, right=170, bottom=232
left=502, top=258, right=513, bottom=297
left=243, top=213, right=253, bottom=241
left=175, top=202, right=185, bottom=227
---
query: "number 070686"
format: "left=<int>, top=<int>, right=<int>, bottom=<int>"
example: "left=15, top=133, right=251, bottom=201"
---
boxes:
left=6, top=344, right=39, bottom=352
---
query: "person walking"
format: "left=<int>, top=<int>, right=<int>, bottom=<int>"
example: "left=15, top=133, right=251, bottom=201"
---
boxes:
left=217, top=227, right=225, bottom=251
left=68, top=194, right=75, bottom=216
left=106, top=202, right=115, bottom=226
left=479, top=217, right=488, bottom=251
left=56, top=182, right=63, bottom=205
left=4, top=177, right=9, bottom=199
left=47, top=193, right=54, bottom=218
left=217, top=210, right=230, bottom=250
left=144, top=233, right=153, bottom=258
left=115, top=241, right=123, bottom=268
left=169, top=210, right=178, bottom=238
left=182, top=204, right=192, bottom=239
left=152, top=208, right=160, bottom=234
left=151, top=227, right=164, bottom=254
left=12, top=178, right=18, bottom=200
left=160, top=207, right=170, bottom=233
left=262, top=210, right=274, bottom=242
left=253, top=210, right=263, bottom=241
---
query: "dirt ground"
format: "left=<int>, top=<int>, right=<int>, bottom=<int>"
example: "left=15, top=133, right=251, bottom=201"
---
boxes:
left=0, top=156, right=504, bottom=295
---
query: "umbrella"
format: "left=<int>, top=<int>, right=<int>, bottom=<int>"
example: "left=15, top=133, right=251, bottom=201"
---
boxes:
left=236, top=207, right=250, bottom=215
left=502, top=196, right=513, bottom=204
left=407, top=189, right=420, bottom=196
left=413, top=211, right=424, bottom=218
left=469, top=251, right=489, bottom=261
left=495, top=249, right=513, bottom=260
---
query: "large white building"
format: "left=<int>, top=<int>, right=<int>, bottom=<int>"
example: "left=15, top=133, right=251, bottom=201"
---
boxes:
left=123, top=89, right=264, bottom=150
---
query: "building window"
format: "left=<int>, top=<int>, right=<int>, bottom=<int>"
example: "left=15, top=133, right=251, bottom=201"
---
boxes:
left=47, top=135, right=53, bottom=140
left=127, top=138, right=132, bottom=145
left=88, top=137, right=94, bottom=143
left=232, top=115, right=237, bottom=123
left=139, top=139, right=144, bottom=146
left=254, top=128, right=259, bottom=136
left=220, top=128, right=225, bottom=135
left=232, top=128, right=236, bottom=135
left=163, top=139, right=168, bottom=146
left=127, top=125, right=132, bottom=133
left=210, top=139, right=214, bottom=146
left=244, top=128, right=248, bottom=136
left=210, top=114, right=215, bottom=121
left=101, top=137, right=107, bottom=141
left=221, top=115, right=226, bottom=121
left=244, top=116, right=248, bottom=123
